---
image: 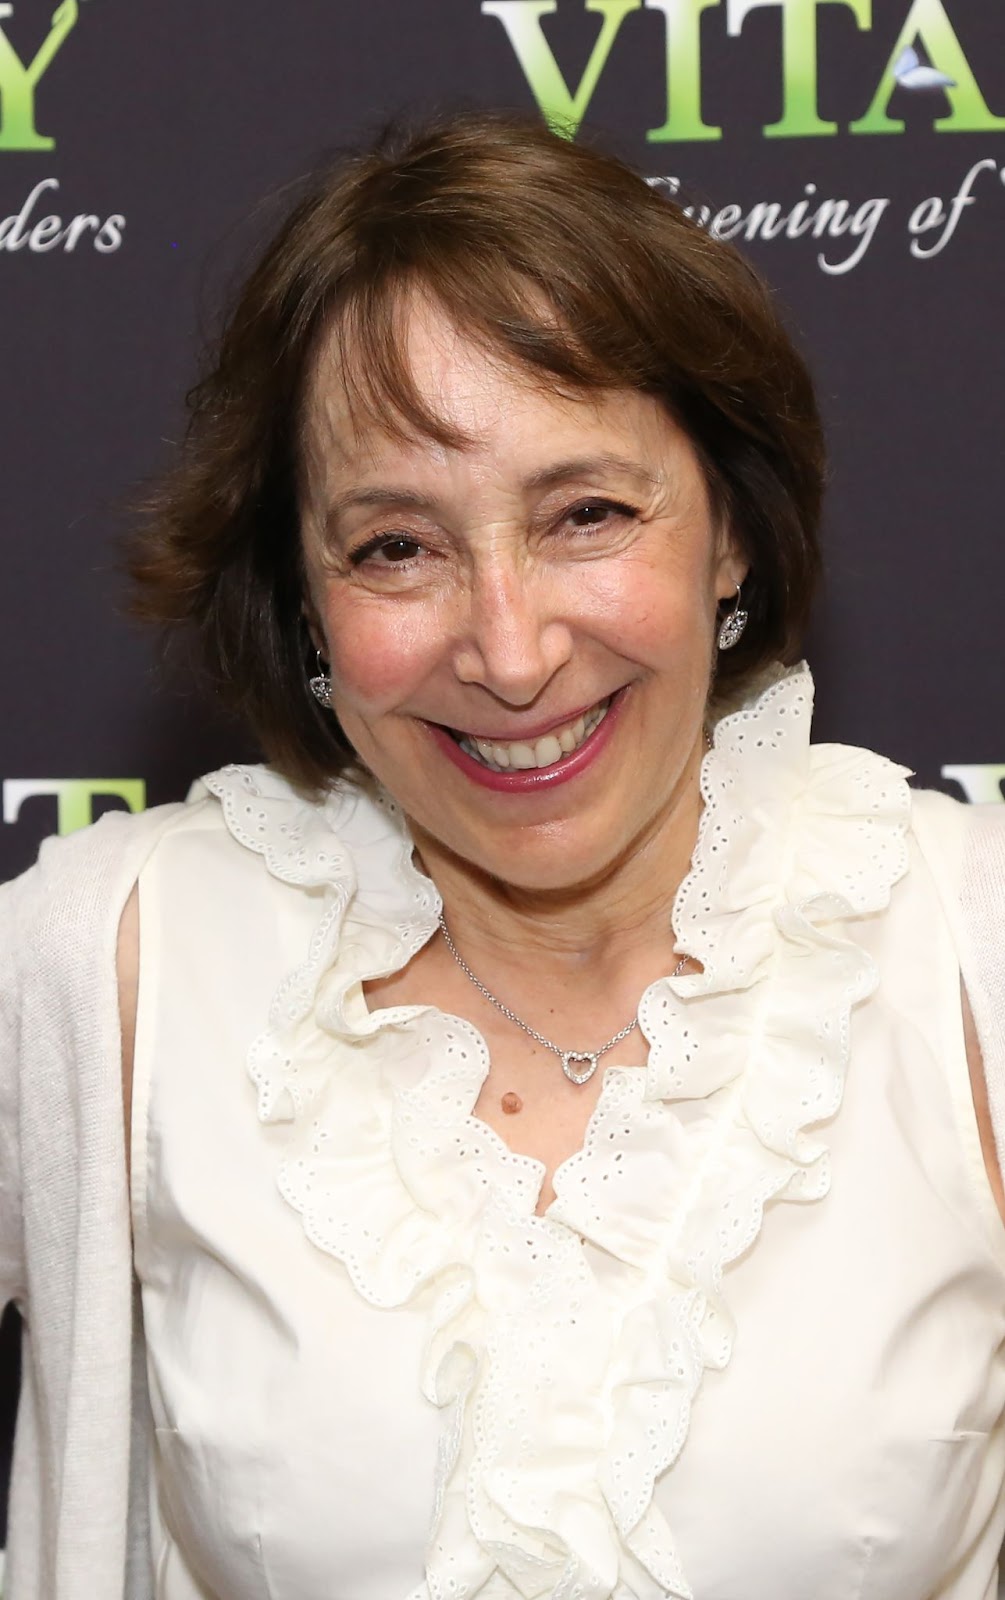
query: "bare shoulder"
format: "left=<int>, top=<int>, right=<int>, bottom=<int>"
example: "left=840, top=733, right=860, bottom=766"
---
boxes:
left=117, top=883, right=140, bottom=1181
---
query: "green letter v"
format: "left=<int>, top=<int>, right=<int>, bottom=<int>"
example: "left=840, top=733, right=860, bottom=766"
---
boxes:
left=483, top=0, right=641, bottom=137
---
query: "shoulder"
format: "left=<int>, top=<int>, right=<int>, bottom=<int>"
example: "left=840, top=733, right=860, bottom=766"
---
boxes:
left=901, top=786, right=1005, bottom=958
left=0, top=760, right=376, bottom=938
left=1, top=800, right=191, bottom=971
left=907, top=786, right=1005, bottom=905
left=908, top=784, right=1003, bottom=834
left=1, top=763, right=399, bottom=943
left=187, top=762, right=413, bottom=895
left=905, top=784, right=1005, bottom=1072
left=0, top=800, right=191, bottom=1087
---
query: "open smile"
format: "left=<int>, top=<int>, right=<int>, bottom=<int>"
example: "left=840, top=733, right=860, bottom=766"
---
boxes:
left=426, top=690, right=625, bottom=792
left=452, top=696, right=612, bottom=773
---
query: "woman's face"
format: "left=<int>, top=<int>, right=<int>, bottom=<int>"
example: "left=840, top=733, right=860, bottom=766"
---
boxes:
left=300, top=298, right=746, bottom=894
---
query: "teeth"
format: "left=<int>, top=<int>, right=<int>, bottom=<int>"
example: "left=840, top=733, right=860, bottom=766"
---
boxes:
left=534, top=734, right=563, bottom=767
left=509, top=743, right=537, bottom=770
left=456, top=697, right=611, bottom=773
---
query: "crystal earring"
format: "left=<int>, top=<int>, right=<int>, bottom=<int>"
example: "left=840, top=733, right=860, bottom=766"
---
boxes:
left=716, top=583, right=748, bottom=651
left=308, top=650, right=332, bottom=708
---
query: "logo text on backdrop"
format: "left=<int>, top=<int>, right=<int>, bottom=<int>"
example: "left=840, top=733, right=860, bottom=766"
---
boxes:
left=2, top=779, right=147, bottom=835
left=0, top=1, right=126, bottom=253
left=0, top=0, right=78, bottom=150
left=483, top=0, right=1004, bottom=140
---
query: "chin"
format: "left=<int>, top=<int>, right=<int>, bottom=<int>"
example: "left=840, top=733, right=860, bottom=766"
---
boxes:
left=487, top=854, right=598, bottom=895
left=443, top=814, right=635, bottom=897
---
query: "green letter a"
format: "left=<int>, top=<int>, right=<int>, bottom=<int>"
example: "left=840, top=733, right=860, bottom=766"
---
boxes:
left=482, top=0, right=641, bottom=137
left=851, top=0, right=1005, bottom=134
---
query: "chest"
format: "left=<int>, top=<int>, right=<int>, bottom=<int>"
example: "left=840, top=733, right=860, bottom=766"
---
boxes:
left=135, top=1037, right=1005, bottom=1600
left=365, top=949, right=652, bottom=1213
left=131, top=815, right=1005, bottom=1599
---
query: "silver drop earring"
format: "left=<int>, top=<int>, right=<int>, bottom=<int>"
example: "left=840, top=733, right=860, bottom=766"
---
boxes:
left=308, top=650, right=332, bottom=708
left=717, top=583, right=748, bottom=652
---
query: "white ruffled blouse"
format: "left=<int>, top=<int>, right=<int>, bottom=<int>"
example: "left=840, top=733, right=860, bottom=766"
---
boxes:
left=130, top=665, right=1005, bottom=1600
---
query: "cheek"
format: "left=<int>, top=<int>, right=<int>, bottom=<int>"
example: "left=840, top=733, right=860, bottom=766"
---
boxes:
left=588, top=558, right=714, bottom=662
left=323, top=598, right=443, bottom=714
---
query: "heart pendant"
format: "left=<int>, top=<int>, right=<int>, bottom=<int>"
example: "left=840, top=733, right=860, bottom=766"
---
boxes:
left=561, top=1050, right=600, bottom=1085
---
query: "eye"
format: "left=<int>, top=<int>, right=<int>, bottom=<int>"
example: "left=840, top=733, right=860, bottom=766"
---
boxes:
left=348, top=534, right=424, bottom=567
left=565, top=499, right=638, bottom=529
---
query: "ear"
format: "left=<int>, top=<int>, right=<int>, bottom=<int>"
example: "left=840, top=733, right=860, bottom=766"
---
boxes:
left=713, top=534, right=749, bottom=603
left=301, top=597, right=327, bottom=660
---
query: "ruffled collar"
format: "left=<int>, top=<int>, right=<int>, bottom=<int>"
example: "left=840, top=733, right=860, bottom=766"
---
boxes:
left=200, top=662, right=911, bottom=1600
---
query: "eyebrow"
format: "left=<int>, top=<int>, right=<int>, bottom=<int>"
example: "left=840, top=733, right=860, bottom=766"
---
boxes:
left=323, top=454, right=661, bottom=529
left=525, top=455, right=661, bottom=494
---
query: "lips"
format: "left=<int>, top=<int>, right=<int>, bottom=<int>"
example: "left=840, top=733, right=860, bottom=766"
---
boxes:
left=427, top=689, right=625, bottom=793
left=452, top=697, right=612, bottom=773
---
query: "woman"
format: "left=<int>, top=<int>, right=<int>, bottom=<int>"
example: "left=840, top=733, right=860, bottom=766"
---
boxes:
left=2, top=110, right=1005, bottom=1600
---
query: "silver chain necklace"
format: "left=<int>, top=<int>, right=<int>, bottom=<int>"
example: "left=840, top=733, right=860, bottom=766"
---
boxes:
left=437, top=912, right=688, bottom=1085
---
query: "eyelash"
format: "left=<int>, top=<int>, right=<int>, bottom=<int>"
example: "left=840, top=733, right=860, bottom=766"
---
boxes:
left=566, top=498, right=639, bottom=528
left=347, top=532, right=423, bottom=568
left=346, top=499, right=639, bottom=568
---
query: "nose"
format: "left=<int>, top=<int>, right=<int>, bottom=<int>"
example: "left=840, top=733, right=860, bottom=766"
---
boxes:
left=450, top=561, right=573, bottom=705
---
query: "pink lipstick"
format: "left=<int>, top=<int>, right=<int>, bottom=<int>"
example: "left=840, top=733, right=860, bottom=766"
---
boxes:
left=427, top=689, right=626, bottom=793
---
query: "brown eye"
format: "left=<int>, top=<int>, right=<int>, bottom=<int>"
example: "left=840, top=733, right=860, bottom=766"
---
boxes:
left=348, top=534, right=424, bottom=567
left=381, top=538, right=422, bottom=562
left=567, top=500, right=634, bottom=528
left=570, top=503, right=609, bottom=526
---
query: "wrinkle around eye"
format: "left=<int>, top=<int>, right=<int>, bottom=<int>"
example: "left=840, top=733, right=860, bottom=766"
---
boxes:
left=562, top=498, right=640, bottom=530
left=347, top=533, right=428, bottom=568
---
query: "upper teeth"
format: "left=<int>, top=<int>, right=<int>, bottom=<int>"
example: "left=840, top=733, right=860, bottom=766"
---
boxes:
left=458, top=699, right=611, bottom=772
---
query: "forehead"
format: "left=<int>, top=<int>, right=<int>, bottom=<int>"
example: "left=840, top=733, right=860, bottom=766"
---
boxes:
left=301, top=294, right=685, bottom=486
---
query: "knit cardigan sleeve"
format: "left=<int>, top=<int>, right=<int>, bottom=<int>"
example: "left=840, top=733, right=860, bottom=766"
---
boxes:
left=959, top=803, right=1005, bottom=1181
left=0, top=803, right=184, bottom=1600
left=909, top=792, right=1005, bottom=1192
left=0, top=866, right=29, bottom=1312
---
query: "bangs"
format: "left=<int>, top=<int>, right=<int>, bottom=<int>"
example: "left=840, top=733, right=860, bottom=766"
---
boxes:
left=303, top=252, right=653, bottom=460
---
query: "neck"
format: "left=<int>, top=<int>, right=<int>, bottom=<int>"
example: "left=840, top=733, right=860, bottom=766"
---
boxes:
left=410, top=748, right=704, bottom=994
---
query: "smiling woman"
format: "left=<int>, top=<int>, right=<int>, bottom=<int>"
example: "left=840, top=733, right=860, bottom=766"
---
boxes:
left=296, top=301, right=744, bottom=899
left=2, top=109, right=1005, bottom=1600
left=129, top=110, right=822, bottom=791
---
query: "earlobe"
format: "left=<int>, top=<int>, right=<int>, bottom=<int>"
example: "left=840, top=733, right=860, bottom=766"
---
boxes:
left=301, top=601, right=326, bottom=658
left=714, top=543, right=749, bottom=602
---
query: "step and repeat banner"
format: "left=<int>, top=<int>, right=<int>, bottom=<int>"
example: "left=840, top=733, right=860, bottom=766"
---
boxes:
left=0, top=0, right=1003, bottom=1552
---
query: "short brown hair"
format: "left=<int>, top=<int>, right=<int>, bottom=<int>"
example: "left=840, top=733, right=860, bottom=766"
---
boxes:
left=131, top=109, right=824, bottom=792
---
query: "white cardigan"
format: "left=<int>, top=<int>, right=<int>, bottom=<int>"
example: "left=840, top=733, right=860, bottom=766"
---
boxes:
left=0, top=804, right=184, bottom=1600
left=1, top=785, right=1004, bottom=1599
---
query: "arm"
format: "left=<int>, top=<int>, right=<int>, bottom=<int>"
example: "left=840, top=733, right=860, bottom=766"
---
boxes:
left=118, top=885, right=140, bottom=1188
left=0, top=870, right=28, bottom=1312
left=0, top=807, right=182, bottom=1593
left=965, top=981, right=1005, bottom=1225
left=958, top=805, right=1005, bottom=1227
left=0, top=829, right=141, bottom=1314
left=907, top=791, right=1005, bottom=1232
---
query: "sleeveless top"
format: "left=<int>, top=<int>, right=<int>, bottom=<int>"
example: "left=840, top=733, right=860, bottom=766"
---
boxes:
left=129, top=665, right=1005, bottom=1600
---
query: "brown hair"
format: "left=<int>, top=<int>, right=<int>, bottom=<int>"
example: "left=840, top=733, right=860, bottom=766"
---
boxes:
left=131, top=109, right=824, bottom=791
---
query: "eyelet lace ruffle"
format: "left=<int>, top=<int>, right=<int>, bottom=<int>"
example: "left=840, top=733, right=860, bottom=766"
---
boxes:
left=202, top=662, right=911, bottom=1600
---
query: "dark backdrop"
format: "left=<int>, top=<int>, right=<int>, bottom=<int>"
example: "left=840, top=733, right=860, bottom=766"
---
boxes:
left=1, top=0, right=1003, bottom=1552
